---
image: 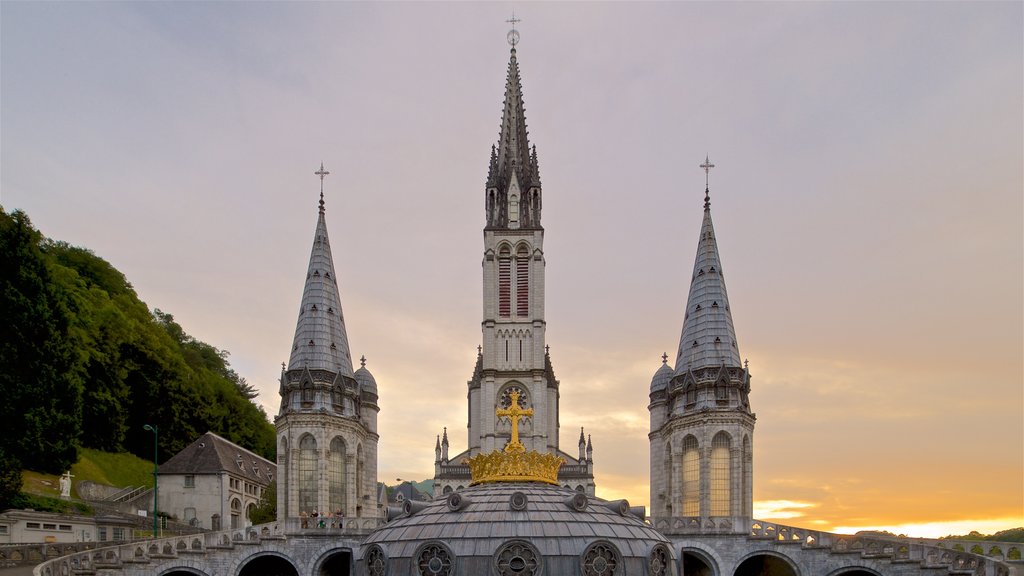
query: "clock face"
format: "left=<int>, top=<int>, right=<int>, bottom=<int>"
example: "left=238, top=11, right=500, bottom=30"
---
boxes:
left=500, top=385, right=528, bottom=409
left=507, top=29, right=520, bottom=47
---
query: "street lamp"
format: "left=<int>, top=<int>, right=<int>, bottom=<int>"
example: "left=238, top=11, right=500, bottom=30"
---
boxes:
left=143, top=424, right=158, bottom=538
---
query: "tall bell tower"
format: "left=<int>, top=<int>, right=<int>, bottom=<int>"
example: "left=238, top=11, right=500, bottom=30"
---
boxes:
left=649, top=159, right=755, bottom=534
left=433, top=28, right=595, bottom=497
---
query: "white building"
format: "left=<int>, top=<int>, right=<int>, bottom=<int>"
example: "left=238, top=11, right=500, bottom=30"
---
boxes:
left=157, top=431, right=275, bottom=530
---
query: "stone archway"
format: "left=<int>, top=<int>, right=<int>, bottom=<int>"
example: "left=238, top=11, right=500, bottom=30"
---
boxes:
left=318, top=549, right=352, bottom=575
left=238, top=554, right=299, bottom=576
left=734, top=554, right=798, bottom=576
left=683, top=550, right=716, bottom=576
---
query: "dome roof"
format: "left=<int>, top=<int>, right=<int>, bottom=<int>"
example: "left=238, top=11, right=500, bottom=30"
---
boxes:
left=650, top=362, right=674, bottom=392
left=354, top=355, right=377, bottom=395
left=354, top=366, right=377, bottom=395
left=358, top=483, right=675, bottom=576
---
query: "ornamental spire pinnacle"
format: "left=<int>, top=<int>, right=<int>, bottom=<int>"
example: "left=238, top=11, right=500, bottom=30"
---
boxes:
left=485, top=21, right=542, bottom=229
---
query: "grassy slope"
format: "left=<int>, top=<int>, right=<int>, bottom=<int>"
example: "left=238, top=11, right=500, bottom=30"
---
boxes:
left=22, top=448, right=154, bottom=500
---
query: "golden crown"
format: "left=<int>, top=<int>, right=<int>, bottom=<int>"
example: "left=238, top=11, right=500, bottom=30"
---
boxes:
left=465, top=390, right=565, bottom=485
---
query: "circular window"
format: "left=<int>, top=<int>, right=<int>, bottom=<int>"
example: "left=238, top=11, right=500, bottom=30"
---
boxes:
left=509, top=491, right=528, bottom=511
left=417, top=542, right=453, bottom=576
left=495, top=540, right=542, bottom=576
left=365, top=545, right=388, bottom=576
left=581, top=541, right=620, bottom=576
left=499, top=385, right=529, bottom=409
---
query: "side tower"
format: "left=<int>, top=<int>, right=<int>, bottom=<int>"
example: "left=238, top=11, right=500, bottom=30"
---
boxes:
left=433, top=36, right=595, bottom=497
left=275, top=166, right=380, bottom=523
left=649, top=160, right=754, bottom=534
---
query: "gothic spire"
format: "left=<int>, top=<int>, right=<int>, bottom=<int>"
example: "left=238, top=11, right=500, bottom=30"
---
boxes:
left=287, top=166, right=355, bottom=377
left=675, top=160, right=742, bottom=373
left=486, top=45, right=542, bottom=228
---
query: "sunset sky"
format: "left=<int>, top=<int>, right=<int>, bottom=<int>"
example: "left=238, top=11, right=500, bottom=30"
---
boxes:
left=2, top=2, right=1021, bottom=538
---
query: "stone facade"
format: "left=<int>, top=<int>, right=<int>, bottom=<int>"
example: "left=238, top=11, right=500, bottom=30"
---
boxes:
left=158, top=431, right=275, bottom=530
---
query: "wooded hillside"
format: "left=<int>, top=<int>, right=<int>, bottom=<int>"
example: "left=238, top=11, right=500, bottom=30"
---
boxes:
left=0, top=208, right=275, bottom=505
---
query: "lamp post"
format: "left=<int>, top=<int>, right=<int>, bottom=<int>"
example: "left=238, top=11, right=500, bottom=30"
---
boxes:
left=143, top=424, right=158, bottom=538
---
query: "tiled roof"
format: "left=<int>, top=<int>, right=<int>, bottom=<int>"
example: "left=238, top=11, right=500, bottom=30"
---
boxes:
left=158, top=431, right=275, bottom=485
left=287, top=196, right=354, bottom=377
left=675, top=194, right=742, bottom=373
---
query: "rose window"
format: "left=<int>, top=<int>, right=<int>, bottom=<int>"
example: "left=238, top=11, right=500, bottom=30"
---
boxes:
left=365, top=545, right=387, bottom=576
left=417, top=543, right=453, bottom=576
left=500, top=385, right=529, bottom=408
left=648, top=545, right=669, bottom=576
left=581, top=542, right=620, bottom=576
left=495, top=540, right=541, bottom=576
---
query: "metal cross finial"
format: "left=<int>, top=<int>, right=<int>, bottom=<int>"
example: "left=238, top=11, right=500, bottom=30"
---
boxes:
left=315, top=162, right=330, bottom=212
left=506, top=11, right=521, bottom=47
left=662, top=352, right=668, bottom=364
left=360, top=355, right=366, bottom=369
left=700, top=155, right=715, bottom=209
left=496, top=390, right=533, bottom=449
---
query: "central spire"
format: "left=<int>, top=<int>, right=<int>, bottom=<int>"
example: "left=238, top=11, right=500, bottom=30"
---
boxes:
left=486, top=37, right=542, bottom=229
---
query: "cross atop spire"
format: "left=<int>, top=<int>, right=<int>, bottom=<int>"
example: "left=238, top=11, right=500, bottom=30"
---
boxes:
left=496, top=390, right=533, bottom=449
left=661, top=352, right=668, bottom=364
left=700, top=155, right=715, bottom=210
left=315, top=162, right=330, bottom=213
left=506, top=11, right=521, bottom=48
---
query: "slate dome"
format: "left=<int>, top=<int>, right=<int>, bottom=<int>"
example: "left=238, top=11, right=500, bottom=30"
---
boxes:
left=649, top=361, right=674, bottom=393
left=358, top=482, right=675, bottom=576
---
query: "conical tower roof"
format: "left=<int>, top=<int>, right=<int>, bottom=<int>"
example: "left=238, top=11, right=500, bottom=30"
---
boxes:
left=287, top=186, right=354, bottom=377
left=674, top=186, right=742, bottom=373
left=487, top=48, right=541, bottom=195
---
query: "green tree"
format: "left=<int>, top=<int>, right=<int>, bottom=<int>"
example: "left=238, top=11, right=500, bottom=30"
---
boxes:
left=0, top=447, right=23, bottom=508
left=0, top=208, right=82, bottom=473
left=249, top=480, right=277, bottom=524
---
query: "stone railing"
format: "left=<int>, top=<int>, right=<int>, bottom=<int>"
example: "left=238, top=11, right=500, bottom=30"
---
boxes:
left=32, top=522, right=284, bottom=576
left=748, top=520, right=1020, bottom=576
left=281, top=516, right=383, bottom=535
left=650, top=515, right=750, bottom=535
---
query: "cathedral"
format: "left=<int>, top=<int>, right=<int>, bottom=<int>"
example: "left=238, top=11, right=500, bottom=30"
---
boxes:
left=33, top=28, right=1019, bottom=576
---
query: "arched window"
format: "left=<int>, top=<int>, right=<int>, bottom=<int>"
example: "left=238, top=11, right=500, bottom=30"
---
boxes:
left=329, top=436, right=346, bottom=515
left=664, top=443, right=673, bottom=515
left=299, top=435, right=318, bottom=514
left=356, top=444, right=364, bottom=517
left=711, top=432, right=731, bottom=516
left=516, top=245, right=529, bottom=317
left=301, top=380, right=313, bottom=403
left=682, top=435, right=700, bottom=516
left=742, top=434, right=752, bottom=517
left=498, top=245, right=512, bottom=318
left=278, top=437, right=288, bottom=519
left=442, top=485, right=453, bottom=495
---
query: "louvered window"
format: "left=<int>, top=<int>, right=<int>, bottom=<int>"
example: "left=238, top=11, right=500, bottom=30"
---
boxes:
left=516, top=248, right=529, bottom=317
left=498, top=257, right=511, bottom=317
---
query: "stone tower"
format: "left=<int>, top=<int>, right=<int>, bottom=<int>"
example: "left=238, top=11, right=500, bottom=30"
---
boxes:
left=649, top=167, right=754, bottom=533
left=433, top=42, right=595, bottom=497
left=275, top=167, right=380, bottom=522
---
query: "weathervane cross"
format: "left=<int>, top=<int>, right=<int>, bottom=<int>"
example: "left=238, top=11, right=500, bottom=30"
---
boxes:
left=315, top=162, right=330, bottom=211
left=700, top=155, right=715, bottom=188
left=496, top=390, right=533, bottom=448
left=506, top=11, right=521, bottom=47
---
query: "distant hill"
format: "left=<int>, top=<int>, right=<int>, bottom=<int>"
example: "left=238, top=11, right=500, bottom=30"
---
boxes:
left=1, top=207, right=275, bottom=507
left=943, top=528, right=1024, bottom=543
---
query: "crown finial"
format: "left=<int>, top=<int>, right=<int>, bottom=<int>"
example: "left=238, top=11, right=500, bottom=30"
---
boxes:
left=465, top=389, right=564, bottom=485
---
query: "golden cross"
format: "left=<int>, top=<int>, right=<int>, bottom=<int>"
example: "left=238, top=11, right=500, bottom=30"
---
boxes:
left=496, top=390, right=533, bottom=448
